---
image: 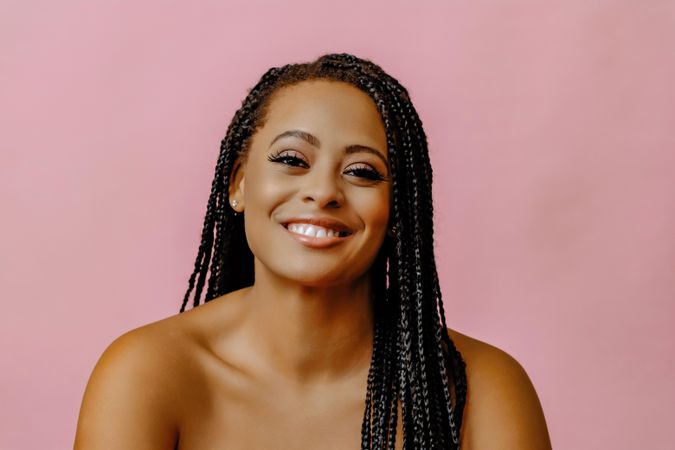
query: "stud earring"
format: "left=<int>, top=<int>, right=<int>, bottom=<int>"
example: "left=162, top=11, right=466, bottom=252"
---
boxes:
left=231, top=199, right=240, bottom=215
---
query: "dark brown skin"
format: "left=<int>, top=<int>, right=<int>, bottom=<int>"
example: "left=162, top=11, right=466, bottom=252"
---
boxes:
left=74, top=80, right=552, bottom=449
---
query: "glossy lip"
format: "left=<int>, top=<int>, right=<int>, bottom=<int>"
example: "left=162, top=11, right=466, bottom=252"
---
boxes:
left=281, top=216, right=353, bottom=235
left=280, top=215, right=354, bottom=249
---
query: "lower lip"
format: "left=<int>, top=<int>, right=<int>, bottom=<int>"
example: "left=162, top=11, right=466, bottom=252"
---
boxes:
left=282, top=225, right=351, bottom=249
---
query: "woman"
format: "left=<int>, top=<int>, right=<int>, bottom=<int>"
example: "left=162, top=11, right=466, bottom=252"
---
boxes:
left=75, top=53, right=551, bottom=449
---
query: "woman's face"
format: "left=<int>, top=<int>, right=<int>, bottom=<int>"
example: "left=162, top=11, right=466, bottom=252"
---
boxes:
left=230, top=79, right=390, bottom=287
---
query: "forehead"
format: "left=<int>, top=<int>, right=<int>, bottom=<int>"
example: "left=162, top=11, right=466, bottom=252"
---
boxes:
left=256, top=80, right=387, bottom=148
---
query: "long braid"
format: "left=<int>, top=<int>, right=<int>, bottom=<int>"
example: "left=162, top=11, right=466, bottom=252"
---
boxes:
left=180, top=53, right=467, bottom=449
left=397, top=84, right=462, bottom=445
left=397, top=97, right=447, bottom=441
left=400, top=89, right=467, bottom=440
left=387, top=80, right=434, bottom=448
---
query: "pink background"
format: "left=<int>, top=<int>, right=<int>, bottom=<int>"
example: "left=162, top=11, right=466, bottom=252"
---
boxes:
left=2, top=1, right=674, bottom=449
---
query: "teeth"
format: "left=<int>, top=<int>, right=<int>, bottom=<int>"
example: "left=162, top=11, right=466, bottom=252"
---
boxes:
left=287, top=223, right=345, bottom=238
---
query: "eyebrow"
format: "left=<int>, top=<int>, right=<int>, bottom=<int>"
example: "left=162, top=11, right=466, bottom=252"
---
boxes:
left=269, top=129, right=389, bottom=170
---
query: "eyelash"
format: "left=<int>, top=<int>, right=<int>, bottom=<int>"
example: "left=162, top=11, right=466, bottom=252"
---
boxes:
left=267, top=150, right=386, bottom=182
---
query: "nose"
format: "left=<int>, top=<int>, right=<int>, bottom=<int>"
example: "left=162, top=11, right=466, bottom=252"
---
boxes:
left=301, top=166, right=345, bottom=209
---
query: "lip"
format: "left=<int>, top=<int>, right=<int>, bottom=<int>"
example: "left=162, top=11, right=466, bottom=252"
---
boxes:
left=280, top=215, right=354, bottom=249
left=281, top=216, right=353, bottom=235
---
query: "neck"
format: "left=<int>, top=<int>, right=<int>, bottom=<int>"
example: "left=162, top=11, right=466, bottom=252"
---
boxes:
left=240, top=260, right=375, bottom=385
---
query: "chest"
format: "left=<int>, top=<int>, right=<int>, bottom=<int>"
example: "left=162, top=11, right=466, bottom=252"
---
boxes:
left=176, top=361, right=404, bottom=450
left=179, top=406, right=366, bottom=449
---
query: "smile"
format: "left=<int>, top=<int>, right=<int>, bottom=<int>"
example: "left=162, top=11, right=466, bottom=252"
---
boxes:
left=285, top=223, right=350, bottom=238
left=281, top=219, right=354, bottom=249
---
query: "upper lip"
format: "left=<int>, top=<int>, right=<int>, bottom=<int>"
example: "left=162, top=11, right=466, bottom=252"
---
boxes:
left=281, top=216, right=353, bottom=234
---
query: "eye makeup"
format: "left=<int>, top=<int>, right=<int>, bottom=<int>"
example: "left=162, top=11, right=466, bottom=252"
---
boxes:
left=267, top=149, right=387, bottom=183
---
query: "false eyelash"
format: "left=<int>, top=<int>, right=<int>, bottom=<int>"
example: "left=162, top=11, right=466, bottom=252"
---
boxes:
left=345, top=165, right=387, bottom=182
left=267, top=149, right=309, bottom=168
left=267, top=150, right=387, bottom=182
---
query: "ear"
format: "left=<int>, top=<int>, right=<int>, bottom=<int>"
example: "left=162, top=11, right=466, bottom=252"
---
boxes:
left=228, top=158, right=246, bottom=213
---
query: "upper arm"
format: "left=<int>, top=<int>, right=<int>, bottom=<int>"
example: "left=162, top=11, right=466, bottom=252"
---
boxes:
left=450, top=330, right=552, bottom=450
left=74, top=329, right=180, bottom=450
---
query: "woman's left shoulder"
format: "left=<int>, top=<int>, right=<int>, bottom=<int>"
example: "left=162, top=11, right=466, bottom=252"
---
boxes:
left=446, top=327, right=552, bottom=450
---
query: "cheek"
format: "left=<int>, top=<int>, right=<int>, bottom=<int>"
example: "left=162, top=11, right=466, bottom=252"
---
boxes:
left=241, top=165, right=289, bottom=254
left=244, top=165, right=290, bottom=209
left=356, top=187, right=390, bottom=235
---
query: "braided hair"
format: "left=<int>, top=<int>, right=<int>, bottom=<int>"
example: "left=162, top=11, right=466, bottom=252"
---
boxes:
left=180, top=53, right=467, bottom=449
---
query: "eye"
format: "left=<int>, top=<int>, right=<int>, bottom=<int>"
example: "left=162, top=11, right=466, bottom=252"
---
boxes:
left=344, top=163, right=386, bottom=182
left=267, top=149, right=309, bottom=168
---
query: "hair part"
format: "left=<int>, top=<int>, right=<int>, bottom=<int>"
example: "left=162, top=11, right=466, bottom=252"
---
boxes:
left=180, top=53, right=467, bottom=449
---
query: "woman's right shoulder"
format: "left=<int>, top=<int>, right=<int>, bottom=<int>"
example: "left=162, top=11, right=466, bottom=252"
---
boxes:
left=100, top=315, right=195, bottom=370
left=74, top=318, right=191, bottom=448
left=102, top=287, right=247, bottom=366
left=75, top=291, right=248, bottom=448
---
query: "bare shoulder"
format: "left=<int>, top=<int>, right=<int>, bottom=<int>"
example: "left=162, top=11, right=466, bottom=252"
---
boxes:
left=447, top=328, right=552, bottom=450
left=74, top=318, right=193, bottom=449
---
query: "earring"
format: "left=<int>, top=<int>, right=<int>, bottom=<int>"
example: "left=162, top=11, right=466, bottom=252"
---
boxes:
left=231, top=199, right=239, bottom=214
left=387, top=225, right=397, bottom=238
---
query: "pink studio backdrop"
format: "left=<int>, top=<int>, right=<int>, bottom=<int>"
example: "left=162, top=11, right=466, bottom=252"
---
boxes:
left=2, top=1, right=674, bottom=449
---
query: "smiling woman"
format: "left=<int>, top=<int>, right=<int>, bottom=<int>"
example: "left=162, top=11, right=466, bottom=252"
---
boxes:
left=74, top=53, right=551, bottom=450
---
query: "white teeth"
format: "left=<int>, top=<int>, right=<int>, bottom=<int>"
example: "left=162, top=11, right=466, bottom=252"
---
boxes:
left=286, top=223, right=344, bottom=238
